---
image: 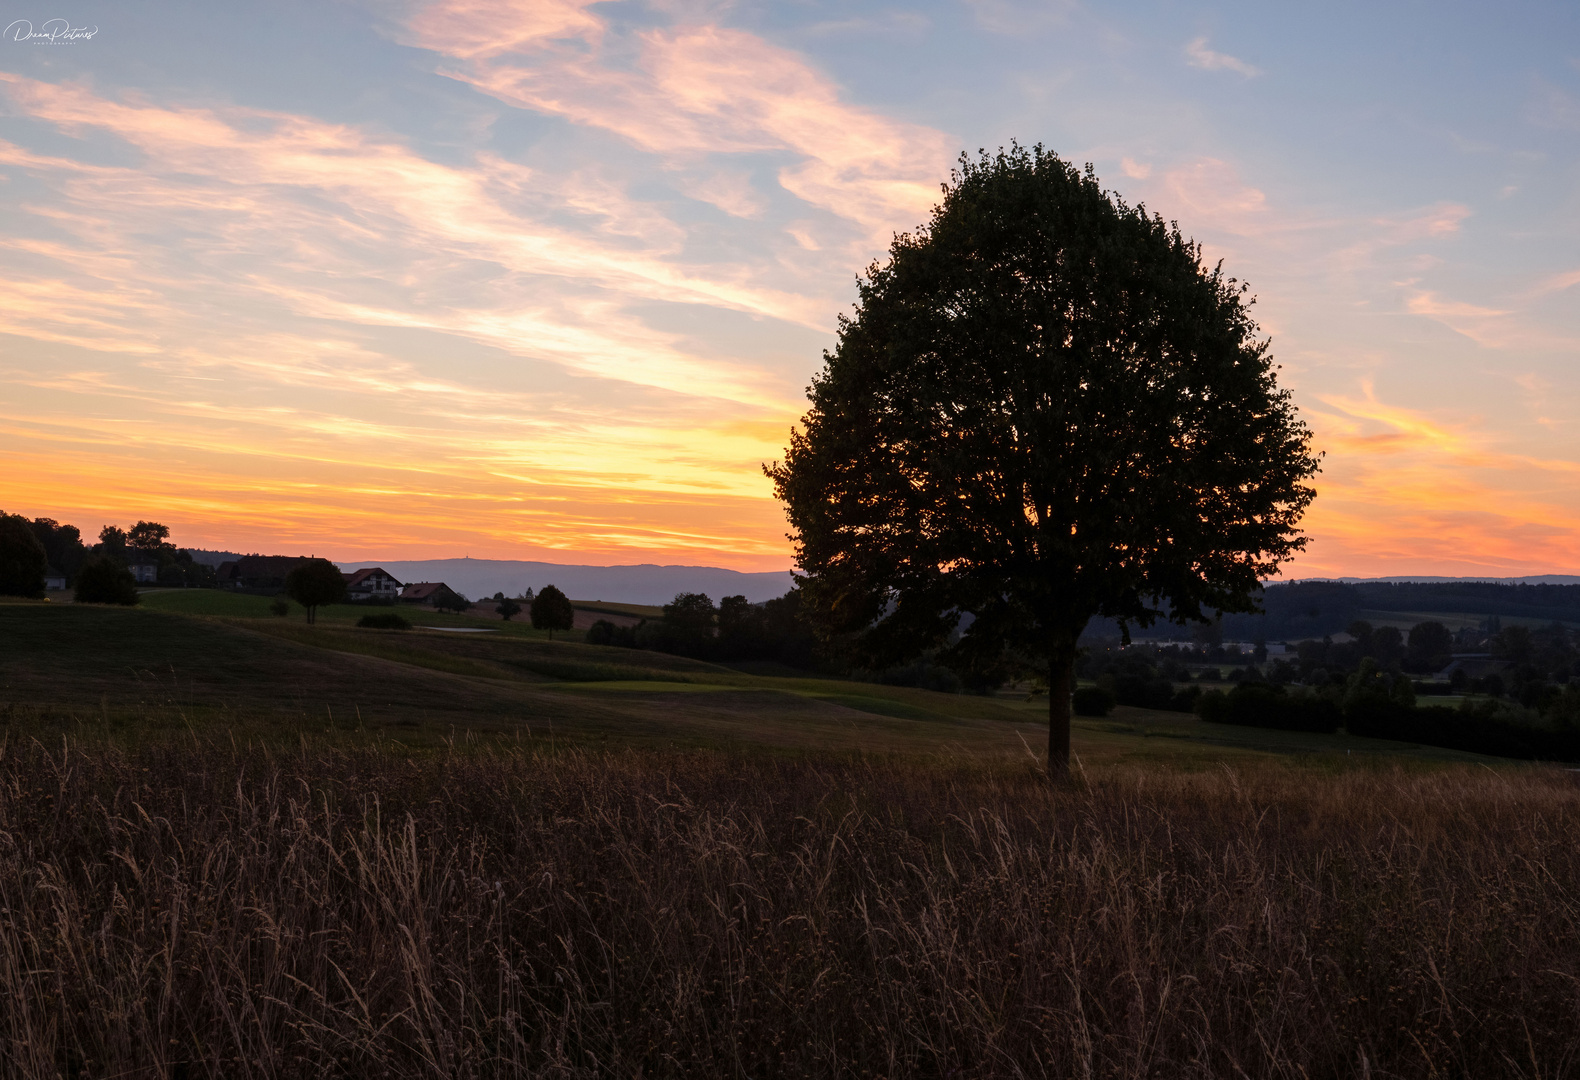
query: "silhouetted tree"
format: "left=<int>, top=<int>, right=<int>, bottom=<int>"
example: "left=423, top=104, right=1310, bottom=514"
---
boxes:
left=768, top=145, right=1319, bottom=776
left=1492, top=625, right=1534, bottom=665
left=285, top=558, right=346, bottom=624
left=1370, top=625, right=1404, bottom=666
left=127, top=521, right=171, bottom=550
left=496, top=596, right=522, bottom=621
left=658, top=592, right=716, bottom=656
left=1405, top=621, right=1453, bottom=674
left=28, top=518, right=87, bottom=582
left=434, top=590, right=471, bottom=614
left=97, top=525, right=127, bottom=560
left=531, top=584, right=575, bottom=639
left=73, top=555, right=139, bottom=605
left=0, top=514, right=47, bottom=598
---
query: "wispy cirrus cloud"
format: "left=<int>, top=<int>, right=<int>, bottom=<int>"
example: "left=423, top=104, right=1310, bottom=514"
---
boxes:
left=403, top=1, right=955, bottom=246
left=0, top=1, right=964, bottom=567
left=1185, top=37, right=1261, bottom=78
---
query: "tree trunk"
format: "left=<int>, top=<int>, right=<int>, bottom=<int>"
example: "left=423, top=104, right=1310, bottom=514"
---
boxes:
left=1047, top=635, right=1077, bottom=779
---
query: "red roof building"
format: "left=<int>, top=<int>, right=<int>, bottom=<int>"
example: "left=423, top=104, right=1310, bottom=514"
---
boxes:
left=342, top=567, right=403, bottom=602
left=399, top=581, right=464, bottom=607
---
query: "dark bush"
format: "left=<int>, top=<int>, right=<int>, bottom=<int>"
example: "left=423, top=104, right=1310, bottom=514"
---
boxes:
left=1195, top=685, right=1340, bottom=733
left=73, top=556, right=139, bottom=606
left=1112, top=674, right=1176, bottom=710
left=357, top=613, right=411, bottom=630
left=586, top=618, right=639, bottom=648
left=1169, top=685, right=1203, bottom=713
left=1072, top=686, right=1116, bottom=717
left=877, top=659, right=962, bottom=694
left=269, top=599, right=289, bottom=617
left=1344, top=698, right=1580, bottom=761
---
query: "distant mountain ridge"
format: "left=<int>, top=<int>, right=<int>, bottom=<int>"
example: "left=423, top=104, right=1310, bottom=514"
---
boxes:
left=1306, top=575, right=1580, bottom=585
left=335, top=557, right=795, bottom=606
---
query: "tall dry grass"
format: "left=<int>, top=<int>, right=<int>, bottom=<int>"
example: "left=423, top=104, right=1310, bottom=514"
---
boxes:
left=0, top=739, right=1577, bottom=1078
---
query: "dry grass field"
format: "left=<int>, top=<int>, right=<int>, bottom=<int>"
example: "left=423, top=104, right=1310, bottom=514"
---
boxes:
left=2, top=598, right=1574, bottom=1078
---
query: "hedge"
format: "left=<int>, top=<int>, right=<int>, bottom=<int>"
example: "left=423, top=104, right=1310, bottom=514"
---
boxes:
left=1195, top=685, right=1341, bottom=734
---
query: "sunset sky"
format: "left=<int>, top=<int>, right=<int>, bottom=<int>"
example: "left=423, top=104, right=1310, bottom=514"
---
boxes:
left=2, top=0, right=1577, bottom=576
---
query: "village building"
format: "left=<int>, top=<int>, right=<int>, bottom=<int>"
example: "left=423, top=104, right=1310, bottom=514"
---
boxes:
left=343, top=567, right=403, bottom=602
left=399, top=581, right=465, bottom=608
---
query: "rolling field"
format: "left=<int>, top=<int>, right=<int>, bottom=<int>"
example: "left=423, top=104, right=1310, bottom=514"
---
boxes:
left=1, top=598, right=1571, bottom=1078
left=2, top=599, right=1494, bottom=765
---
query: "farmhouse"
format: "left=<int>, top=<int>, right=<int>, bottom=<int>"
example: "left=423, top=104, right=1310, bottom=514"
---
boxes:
left=128, top=555, right=160, bottom=584
left=343, top=567, right=403, bottom=602
left=44, top=566, right=66, bottom=591
left=399, top=582, right=465, bottom=608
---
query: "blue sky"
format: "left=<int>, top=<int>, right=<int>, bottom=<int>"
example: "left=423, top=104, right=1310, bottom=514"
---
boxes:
left=1, top=0, right=1577, bottom=574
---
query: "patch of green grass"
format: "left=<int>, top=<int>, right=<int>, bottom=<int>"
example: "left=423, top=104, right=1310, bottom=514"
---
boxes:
left=571, top=599, right=664, bottom=619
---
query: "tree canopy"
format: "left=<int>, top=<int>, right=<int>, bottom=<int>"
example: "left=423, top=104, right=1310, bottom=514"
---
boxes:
left=768, top=145, right=1320, bottom=775
left=0, top=514, right=48, bottom=598
left=127, top=521, right=171, bottom=550
left=530, top=584, right=575, bottom=639
left=285, top=559, right=346, bottom=624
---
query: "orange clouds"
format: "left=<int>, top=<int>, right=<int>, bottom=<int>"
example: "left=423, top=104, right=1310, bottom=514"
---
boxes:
left=3, top=2, right=1576, bottom=581
left=405, top=1, right=954, bottom=245
left=1287, top=384, right=1580, bottom=577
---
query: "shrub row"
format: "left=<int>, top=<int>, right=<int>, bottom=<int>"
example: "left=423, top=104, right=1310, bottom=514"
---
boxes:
left=1345, top=696, right=1580, bottom=761
left=1195, top=685, right=1342, bottom=733
left=1193, top=685, right=1580, bottom=761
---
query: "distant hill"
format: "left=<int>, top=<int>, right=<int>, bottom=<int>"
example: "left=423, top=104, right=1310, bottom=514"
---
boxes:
left=336, top=558, right=795, bottom=606
left=1092, top=579, right=1580, bottom=642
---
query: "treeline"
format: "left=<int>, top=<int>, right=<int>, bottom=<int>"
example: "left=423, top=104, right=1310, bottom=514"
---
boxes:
left=1211, top=580, right=1580, bottom=640
left=586, top=591, right=821, bottom=669
left=1079, top=618, right=1580, bottom=761
left=0, top=513, right=213, bottom=601
left=586, top=590, right=979, bottom=689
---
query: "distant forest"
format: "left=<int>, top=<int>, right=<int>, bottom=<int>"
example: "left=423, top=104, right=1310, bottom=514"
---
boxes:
left=1098, top=581, right=1580, bottom=643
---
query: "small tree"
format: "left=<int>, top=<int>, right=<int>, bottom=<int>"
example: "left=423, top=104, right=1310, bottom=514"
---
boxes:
left=127, top=521, right=171, bottom=550
left=435, top=590, right=471, bottom=614
left=97, top=525, right=128, bottom=558
left=768, top=145, right=1319, bottom=777
left=662, top=592, right=717, bottom=657
left=531, top=584, right=575, bottom=639
left=496, top=596, right=522, bottom=621
left=1406, top=620, right=1453, bottom=673
left=285, top=558, right=346, bottom=624
left=0, top=514, right=48, bottom=597
left=74, top=555, right=139, bottom=605
left=28, top=518, right=87, bottom=583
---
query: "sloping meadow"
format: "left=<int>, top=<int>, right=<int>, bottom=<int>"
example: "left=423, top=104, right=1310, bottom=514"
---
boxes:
left=0, top=741, right=1576, bottom=1078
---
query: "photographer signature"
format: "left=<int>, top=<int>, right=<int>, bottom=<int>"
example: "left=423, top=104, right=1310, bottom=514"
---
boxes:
left=5, top=19, right=98, bottom=44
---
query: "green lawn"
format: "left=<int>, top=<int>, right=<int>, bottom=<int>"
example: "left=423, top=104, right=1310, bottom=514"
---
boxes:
left=570, top=599, right=665, bottom=620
